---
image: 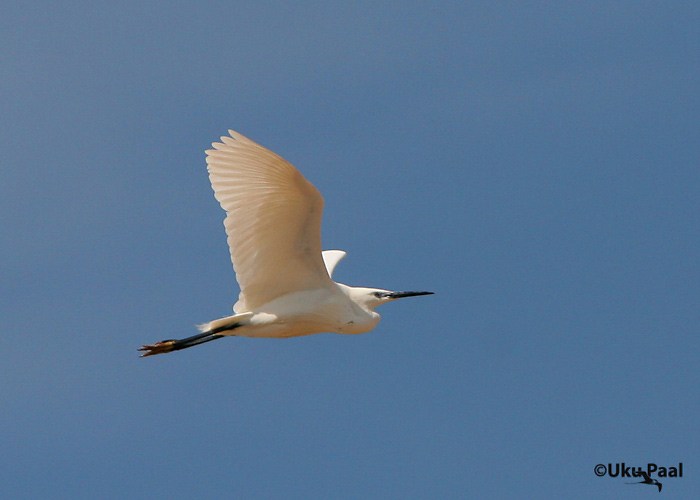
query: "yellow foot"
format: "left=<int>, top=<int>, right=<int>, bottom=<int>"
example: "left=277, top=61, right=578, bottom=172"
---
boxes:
left=138, top=340, right=176, bottom=357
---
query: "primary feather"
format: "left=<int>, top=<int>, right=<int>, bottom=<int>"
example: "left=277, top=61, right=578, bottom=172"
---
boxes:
left=206, top=130, right=332, bottom=312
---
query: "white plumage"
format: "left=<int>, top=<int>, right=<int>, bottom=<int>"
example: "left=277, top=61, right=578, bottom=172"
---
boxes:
left=139, top=130, right=431, bottom=356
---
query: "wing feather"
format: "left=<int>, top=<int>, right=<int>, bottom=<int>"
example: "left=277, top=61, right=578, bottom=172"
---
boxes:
left=206, top=130, right=331, bottom=312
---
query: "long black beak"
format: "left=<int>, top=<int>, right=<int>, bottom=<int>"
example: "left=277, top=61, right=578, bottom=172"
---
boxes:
left=384, top=291, right=434, bottom=299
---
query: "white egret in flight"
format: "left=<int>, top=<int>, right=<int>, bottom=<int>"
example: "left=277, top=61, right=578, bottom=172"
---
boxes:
left=139, top=130, right=432, bottom=357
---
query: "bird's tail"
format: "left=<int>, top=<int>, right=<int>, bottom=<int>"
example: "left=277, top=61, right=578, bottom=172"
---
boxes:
left=197, top=311, right=254, bottom=334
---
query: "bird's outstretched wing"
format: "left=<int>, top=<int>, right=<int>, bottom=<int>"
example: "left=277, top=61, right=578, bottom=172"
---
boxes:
left=322, top=250, right=346, bottom=278
left=206, top=130, right=332, bottom=312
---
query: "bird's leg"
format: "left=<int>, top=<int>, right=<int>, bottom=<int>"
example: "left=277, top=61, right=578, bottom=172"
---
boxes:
left=138, top=331, right=224, bottom=357
left=138, top=320, right=243, bottom=357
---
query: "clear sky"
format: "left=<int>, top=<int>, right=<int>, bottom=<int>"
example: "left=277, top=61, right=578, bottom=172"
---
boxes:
left=2, top=2, right=698, bottom=498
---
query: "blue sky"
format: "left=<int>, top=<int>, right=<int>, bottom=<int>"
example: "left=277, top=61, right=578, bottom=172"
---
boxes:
left=2, top=1, right=699, bottom=498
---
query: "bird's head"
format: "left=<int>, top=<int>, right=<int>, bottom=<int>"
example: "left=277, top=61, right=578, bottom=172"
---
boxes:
left=352, top=287, right=434, bottom=311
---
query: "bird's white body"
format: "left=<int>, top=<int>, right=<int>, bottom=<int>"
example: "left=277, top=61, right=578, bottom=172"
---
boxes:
left=203, top=280, right=382, bottom=339
left=139, top=130, right=431, bottom=356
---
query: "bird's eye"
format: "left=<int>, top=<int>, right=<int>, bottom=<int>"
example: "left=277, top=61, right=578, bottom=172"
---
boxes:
left=373, top=291, right=384, bottom=298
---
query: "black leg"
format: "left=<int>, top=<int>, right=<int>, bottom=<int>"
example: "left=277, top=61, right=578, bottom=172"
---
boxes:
left=138, top=322, right=240, bottom=357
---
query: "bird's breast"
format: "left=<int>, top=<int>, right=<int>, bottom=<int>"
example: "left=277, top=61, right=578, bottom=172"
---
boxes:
left=335, top=316, right=380, bottom=334
left=332, top=307, right=381, bottom=335
left=241, top=288, right=380, bottom=337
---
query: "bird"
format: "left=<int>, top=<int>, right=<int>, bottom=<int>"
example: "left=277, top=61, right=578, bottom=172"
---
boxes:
left=138, top=130, right=433, bottom=357
left=626, top=471, right=662, bottom=492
